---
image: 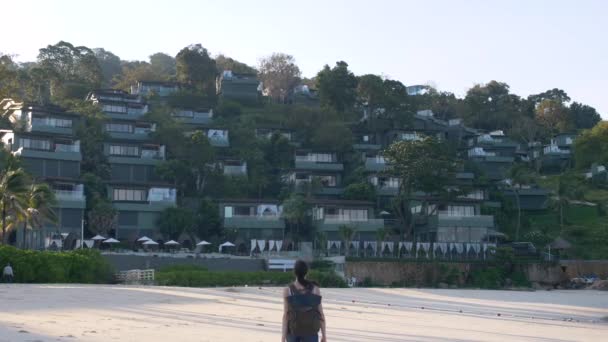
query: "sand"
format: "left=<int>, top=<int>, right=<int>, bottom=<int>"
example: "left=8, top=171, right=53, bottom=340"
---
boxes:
left=0, top=285, right=606, bottom=342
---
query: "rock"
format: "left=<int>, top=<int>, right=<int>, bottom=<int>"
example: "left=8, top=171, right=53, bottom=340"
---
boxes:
left=589, top=280, right=608, bottom=291
left=438, top=282, right=449, bottom=289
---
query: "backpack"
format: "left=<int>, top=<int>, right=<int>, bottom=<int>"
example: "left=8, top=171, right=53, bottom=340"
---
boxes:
left=287, top=283, right=322, bottom=336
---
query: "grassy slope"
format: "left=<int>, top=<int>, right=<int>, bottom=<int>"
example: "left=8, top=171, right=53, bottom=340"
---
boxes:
left=527, top=175, right=608, bottom=259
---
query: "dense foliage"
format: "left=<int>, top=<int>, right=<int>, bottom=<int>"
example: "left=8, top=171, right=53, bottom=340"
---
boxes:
left=0, top=40, right=606, bottom=257
left=0, top=246, right=113, bottom=283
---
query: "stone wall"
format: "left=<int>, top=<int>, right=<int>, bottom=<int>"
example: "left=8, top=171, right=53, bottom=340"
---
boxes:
left=344, top=261, right=472, bottom=286
left=560, top=260, right=608, bottom=279
left=103, top=254, right=265, bottom=272
left=345, top=260, right=573, bottom=286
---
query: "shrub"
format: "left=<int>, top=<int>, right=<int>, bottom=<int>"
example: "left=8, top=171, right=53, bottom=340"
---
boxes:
left=0, top=246, right=113, bottom=284
left=308, top=270, right=348, bottom=288
left=469, top=267, right=503, bottom=289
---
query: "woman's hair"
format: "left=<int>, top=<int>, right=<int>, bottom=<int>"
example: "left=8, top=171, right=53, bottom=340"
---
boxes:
left=294, top=259, right=314, bottom=289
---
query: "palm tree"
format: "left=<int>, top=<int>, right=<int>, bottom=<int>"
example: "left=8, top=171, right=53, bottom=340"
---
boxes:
left=0, top=168, right=28, bottom=244
left=19, top=183, right=57, bottom=249
left=375, top=227, right=391, bottom=256
left=339, top=224, right=356, bottom=257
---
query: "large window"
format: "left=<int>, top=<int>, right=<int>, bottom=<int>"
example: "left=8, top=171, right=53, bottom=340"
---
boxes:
left=106, top=123, right=133, bottom=133
left=19, top=138, right=50, bottom=150
left=102, top=104, right=127, bottom=113
left=110, top=144, right=139, bottom=156
left=113, top=188, right=146, bottom=202
left=32, top=117, right=72, bottom=128
left=442, top=205, right=475, bottom=217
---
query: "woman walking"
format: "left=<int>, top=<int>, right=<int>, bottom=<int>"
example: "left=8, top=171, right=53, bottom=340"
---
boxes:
left=282, top=260, right=326, bottom=342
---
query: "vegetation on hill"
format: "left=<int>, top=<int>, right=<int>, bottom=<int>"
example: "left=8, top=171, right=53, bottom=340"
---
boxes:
left=1, top=41, right=606, bottom=258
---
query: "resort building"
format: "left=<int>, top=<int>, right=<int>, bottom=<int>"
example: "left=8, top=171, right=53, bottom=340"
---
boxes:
left=0, top=100, right=85, bottom=248
left=216, top=70, right=260, bottom=102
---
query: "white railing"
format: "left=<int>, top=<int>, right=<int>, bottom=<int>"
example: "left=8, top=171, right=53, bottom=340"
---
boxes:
left=55, top=144, right=80, bottom=153
left=324, top=215, right=369, bottom=222
left=54, top=190, right=85, bottom=200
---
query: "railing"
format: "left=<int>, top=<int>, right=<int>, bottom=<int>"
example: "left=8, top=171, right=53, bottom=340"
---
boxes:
left=231, top=214, right=280, bottom=220
left=115, top=269, right=155, bottom=284
left=54, top=190, right=85, bottom=200
left=55, top=144, right=80, bottom=153
left=140, top=150, right=164, bottom=159
left=324, top=215, right=370, bottom=222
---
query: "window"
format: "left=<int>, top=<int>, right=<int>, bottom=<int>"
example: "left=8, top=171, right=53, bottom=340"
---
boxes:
left=112, top=188, right=146, bottom=202
left=234, top=206, right=252, bottom=216
left=106, top=123, right=133, bottom=133
left=32, top=117, right=72, bottom=128
left=19, top=138, right=50, bottom=150
left=110, top=145, right=139, bottom=156
left=102, top=104, right=127, bottom=113
left=317, top=175, right=337, bottom=187
left=443, top=205, right=475, bottom=217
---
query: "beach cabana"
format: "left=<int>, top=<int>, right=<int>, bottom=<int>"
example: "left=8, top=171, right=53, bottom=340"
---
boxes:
left=219, top=241, right=235, bottom=253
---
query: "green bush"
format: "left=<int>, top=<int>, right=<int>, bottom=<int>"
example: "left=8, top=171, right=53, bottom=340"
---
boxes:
left=0, top=246, right=113, bottom=284
left=310, top=260, right=334, bottom=272
left=308, top=270, right=348, bottom=288
left=469, top=267, right=503, bottom=289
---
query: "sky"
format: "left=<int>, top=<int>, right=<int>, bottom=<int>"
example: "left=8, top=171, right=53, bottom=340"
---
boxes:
left=3, top=0, right=607, bottom=117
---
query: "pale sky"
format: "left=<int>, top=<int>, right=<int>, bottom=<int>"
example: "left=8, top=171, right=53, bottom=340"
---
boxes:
left=3, top=0, right=607, bottom=117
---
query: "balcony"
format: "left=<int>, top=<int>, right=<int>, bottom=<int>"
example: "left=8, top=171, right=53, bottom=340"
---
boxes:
left=428, top=214, right=494, bottom=229
left=30, top=119, right=73, bottom=135
left=102, top=105, right=149, bottom=121
left=108, top=148, right=165, bottom=165
left=173, top=110, right=213, bottom=126
left=223, top=215, right=285, bottom=229
left=13, top=145, right=81, bottom=161
left=223, top=163, right=247, bottom=176
left=365, top=157, right=387, bottom=172
left=315, top=217, right=385, bottom=232
left=53, top=188, right=85, bottom=209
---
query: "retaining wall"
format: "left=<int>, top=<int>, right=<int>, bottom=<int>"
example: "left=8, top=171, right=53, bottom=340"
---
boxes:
left=103, top=254, right=265, bottom=272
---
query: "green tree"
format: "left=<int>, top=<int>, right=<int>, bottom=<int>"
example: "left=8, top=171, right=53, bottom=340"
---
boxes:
left=258, top=53, right=301, bottom=103
left=574, top=121, right=608, bottom=169
left=176, top=44, right=217, bottom=98
left=463, top=81, right=525, bottom=131
left=310, top=121, right=353, bottom=153
left=149, top=52, right=176, bottom=77
left=282, top=194, right=310, bottom=242
left=159, top=207, right=194, bottom=241
left=569, top=102, right=601, bottom=130
left=535, top=99, right=572, bottom=135
left=528, top=88, right=571, bottom=105
left=37, top=41, right=102, bottom=100
left=19, top=182, right=57, bottom=248
left=316, top=61, right=358, bottom=113
left=93, top=48, right=122, bottom=87
left=187, top=131, right=216, bottom=194
left=194, top=199, right=222, bottom=241
left=338, top=225, right=356, bottom=256
left=343, top=182, right=376, bottom=201
left=0, top=168, right=28, bottom=244
left=383, top=137, right=456, bottom=240
left=215, top=54, right=256, bottom=74
left=0, top=54, right=22, bottom=101
left=113, top=61, right=167, bottom=91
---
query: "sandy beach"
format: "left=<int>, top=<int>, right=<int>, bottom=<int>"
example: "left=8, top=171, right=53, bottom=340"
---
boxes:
left=0, top=285, right=606, bottom=342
